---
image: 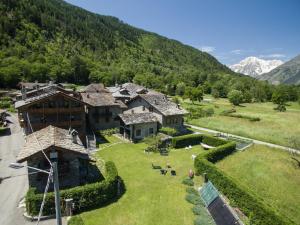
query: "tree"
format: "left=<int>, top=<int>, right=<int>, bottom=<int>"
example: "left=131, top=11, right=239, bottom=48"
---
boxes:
left=272, top=89, right=288, bottom=112
left=228, top=90, right=243, bottom=106
left=211, top=88, right=220, bottom=99
left=188, top=87, right=203, bottom=104
left=243, top=91, right=253, bottom=103
left=176, top=82, right=186, bottom=96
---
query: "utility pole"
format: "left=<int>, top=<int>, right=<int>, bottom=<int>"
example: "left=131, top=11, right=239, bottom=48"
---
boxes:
left=50, top=151, right=62, bottom=225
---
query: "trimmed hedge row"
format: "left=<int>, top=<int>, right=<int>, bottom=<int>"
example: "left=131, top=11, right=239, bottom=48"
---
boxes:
left=194, top=143, right=295, bottom=225
left=26, top=161, right=124, bottom=216
left=172, top=134, right=202, bottom=148
left=172, top=133, right=230, bottom=148
left=201, top=135, right=228, bottom=147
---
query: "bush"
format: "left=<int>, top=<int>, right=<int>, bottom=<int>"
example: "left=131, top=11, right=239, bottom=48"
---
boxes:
left=187, top=107, right=214, bottom=119
left=194, top=215, right=214, bottom=225
left=26, top=161, right=124, bottom=216
left=160, top=127, right=178, bottom=136
left=99, top=128, right=118, bottom=136
left=194, top=146, right=294, bottom=225
left=186, top=187, right=198, bottom=195
left=182, top=177, right=194, bottom=186
left=226, top=113, right=261, bottom=122
left=172, top=134, right=202, bottom=148
left=201, top=134, right=228, bottom=147
left=192, top=205, right=206, bottom=215
left=185, top=193, right=202, bottom=205
left=220, top=108, right=236, bottom=116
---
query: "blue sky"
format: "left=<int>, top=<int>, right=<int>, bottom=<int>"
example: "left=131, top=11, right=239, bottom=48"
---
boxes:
left=65, top=0, right=300, bottom=65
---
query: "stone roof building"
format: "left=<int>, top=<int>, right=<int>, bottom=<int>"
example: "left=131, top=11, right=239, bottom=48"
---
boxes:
left=126, top=93, right=188, bottom=129
left=17, top=126, right=101, bottom=192
left=80, top=84, right=127, bottom=131
left=15, top=85, right=87, bottom=144
left=119, top=112, right=158, bottom=141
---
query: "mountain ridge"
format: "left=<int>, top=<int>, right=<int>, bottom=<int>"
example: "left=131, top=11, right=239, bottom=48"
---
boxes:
left=230, top=57, right=283, bottom=77
left=259, top=55, right=300, bottom=85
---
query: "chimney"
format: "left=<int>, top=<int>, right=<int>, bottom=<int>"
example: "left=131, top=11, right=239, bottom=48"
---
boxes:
left=49, top=80, right=53, bottom=86
left=70, top=129, right=79, bottom=144
left=177, top=104, right=181, bottom=109
left=21, top=87, right=27, bottom=100
left=154, top=100, right=157, bottom=105
left=131, top=109, right=134, bottom=114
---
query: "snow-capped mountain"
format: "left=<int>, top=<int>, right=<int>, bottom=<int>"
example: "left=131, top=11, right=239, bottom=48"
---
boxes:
left=230, top=56, right=283, bottom=77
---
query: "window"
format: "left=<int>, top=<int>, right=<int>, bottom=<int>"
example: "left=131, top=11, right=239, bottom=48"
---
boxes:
left=136, top=129, right=141, bottom=137
left=175, top=118, right=178, bottom=124
left=149, top=127, right=154, bottom=134
left=105, top=117, right=110, bottom=123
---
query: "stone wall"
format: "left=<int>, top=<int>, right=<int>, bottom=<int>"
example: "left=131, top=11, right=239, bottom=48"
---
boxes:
left=27, top=149, right=90, bottom=192
left=87, top=105, right=123, bottom=131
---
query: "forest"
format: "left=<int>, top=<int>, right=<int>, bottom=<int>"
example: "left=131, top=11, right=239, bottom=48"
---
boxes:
left=0, top=0, right=299, bottom=103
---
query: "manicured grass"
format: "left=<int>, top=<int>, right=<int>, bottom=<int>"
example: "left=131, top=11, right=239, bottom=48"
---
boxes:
left=183, top=96, right=300, bottom=148
left=216, top=145, right=300, bottom=224
left=77, top=136, right=206, bottom=225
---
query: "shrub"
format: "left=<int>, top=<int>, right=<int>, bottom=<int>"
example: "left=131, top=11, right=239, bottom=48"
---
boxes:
left=99, top=128, right=118, bottom=136
left=201, top=134, right=228, bottom=147
left=226, top=113, right=261, bottom=122
left=220, top=108, right=236, bottom=116
left=185, top=193, right=202, bottom=205
left=186, top=187, right=198, bottom=195
left=194, top=215, right=214, bottom=225
left=160, top=127, right=178, bottom=136
left=187, top=107, right=214, bottom=119
left=26, top=161, right=124, bottom=216
left=182, top=177, right=194, bottom=186
left=228, top=90, right=243, bottom=106
left=172, top=134, right=202, bottom=148
left=192, top=205, right=206, bottom=215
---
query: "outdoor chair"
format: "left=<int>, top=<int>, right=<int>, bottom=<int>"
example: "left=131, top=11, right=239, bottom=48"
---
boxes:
left=160, top=169, right=167, bottom=175
left=152, top=163, right=162, bottom=170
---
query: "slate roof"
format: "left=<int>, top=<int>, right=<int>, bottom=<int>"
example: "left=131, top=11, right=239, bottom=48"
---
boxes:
left=119, top=112, right=158, bottom=125
left=140, top=94, right=188, bottom=116
left=17, top=125, right=88, bottom=162
left=81, top=92, right=127, bottom=108
left=15, top=86, right=84, bottom=109
left=83, top=83, right=109, bottom=93
left=108, top=83, right=158, bottom=99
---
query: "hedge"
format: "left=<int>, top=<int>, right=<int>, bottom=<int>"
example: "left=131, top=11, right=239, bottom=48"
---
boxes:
left=172, top=134, right=202, bottom=148
left=201, top=135, right=228, bottom=147
left=26, top=161, right=124, bottom=216
left=172, top=133, right=230, bottom=148
left=194, top=143, right=295, bottom=225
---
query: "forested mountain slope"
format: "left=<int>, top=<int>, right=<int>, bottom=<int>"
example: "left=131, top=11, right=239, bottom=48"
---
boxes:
left=0, top=0, right=280, bottom=100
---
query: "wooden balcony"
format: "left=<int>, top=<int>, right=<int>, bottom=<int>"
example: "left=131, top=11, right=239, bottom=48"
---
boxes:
left=31, top=120, right=83, bottom=130
left=28, top=107, right=84, bottom=114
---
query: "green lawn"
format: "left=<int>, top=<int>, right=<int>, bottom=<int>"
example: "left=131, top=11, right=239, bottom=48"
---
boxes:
left=216, top=145, right=300, bottom=225
left=78, top=136, right=206, bottom=225
left=182, top=97, right=300, bottom=148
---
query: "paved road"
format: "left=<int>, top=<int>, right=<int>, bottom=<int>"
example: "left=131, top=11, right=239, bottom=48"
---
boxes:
left=0, top=114, right=66, bottom=225
left=187, top=124, right=300, bottom=155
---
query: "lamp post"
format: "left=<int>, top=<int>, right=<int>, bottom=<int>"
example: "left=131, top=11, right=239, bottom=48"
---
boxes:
left=50, top=151, right=62, bottom=225
left=9, top=160, right=62, bottom=225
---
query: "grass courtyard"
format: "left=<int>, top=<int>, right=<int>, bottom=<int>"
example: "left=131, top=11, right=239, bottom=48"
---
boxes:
left=182, top=96, right=300, bottom=148
left=216, top=145, right=300, bottom=225
left=77, top=136, right=206, bottom=225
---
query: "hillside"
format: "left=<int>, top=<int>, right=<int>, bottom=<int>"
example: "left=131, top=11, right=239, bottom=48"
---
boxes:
left=0, top=0, right=251, bottom=87
left=259, top=55, right=300, bottom=85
